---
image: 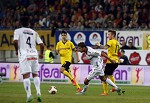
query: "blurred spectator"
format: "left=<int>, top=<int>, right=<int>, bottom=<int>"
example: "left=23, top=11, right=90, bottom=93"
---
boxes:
left=120, top=41, right=129, bottom=49
left=38, top=15, right=46, bottom=27
left=128, top=42, right=137, bottom=50
left=45, top=15, right=51, bottom=28
left=76, top=21, right=84, bottom=30
left=119, top=49, right=130, bottom=65
left=0, top=0, right=149, bottom=30
left=44, top=45, right=54, bottom=63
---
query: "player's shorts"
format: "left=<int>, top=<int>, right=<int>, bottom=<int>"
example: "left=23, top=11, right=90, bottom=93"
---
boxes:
left=19, top=57, right=39, bottom=75
left=104, top=63, right=118, bottom=75
left=87, top=64, right=104, bottom=80
left=62, top=61, right=71, bottom=72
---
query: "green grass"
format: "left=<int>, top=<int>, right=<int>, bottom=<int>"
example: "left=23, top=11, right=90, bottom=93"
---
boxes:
left=0, top=82, right=150, bottom=103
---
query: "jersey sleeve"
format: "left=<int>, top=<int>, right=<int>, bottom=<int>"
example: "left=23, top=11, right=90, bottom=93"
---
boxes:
left=70, top=41, right=75, bottom=49
left=88, top=47, right=101, bottom=56
left=56, top=42, right=59, bottom=50
left=14, top=30, right=19, bottom=40
left=36, top=32, right=43, bottom=44
left=107, top=40, right=112, bottom=47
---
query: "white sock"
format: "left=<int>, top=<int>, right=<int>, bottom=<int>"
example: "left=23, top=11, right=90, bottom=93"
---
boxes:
left=82, top=85, right=89, bottom=92
left=34, top=77, right=41, bottom=95
left=23, top=78, right=31, bottom=98
left=106, top=78, right=118, bottom=89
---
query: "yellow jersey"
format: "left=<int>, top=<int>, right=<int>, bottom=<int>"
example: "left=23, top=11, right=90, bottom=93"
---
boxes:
left=107, top=39, right=120, bottom=63
left=56, top=40, right=75, bottom=64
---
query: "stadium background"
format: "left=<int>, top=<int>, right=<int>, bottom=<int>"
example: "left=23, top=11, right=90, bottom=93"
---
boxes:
left=0, top=0, right=150, bottom=86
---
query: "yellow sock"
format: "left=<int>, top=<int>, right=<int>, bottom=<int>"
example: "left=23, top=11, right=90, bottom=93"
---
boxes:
left=63, top=70, right=73, bottom=80
left=109, top=75, right=115, bottom=83
left=102, top=82, right=108, bottom=94
left=75, top=82, right=80, bottom=89
left=68, top=69, right=80, bottom=89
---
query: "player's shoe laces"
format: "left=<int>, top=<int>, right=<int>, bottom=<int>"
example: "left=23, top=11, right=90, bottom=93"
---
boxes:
left=37, top=94, right=42, bottom=102
left=26, top=95, right=33, bottom=102
left=110, top=88, right=116, bottom=92
left=100, top=92, right=108, bottom=96
left=71, top=78, right=77, bottom=86
left=116, top=88, right=122, bottom=95
left=77, top=88, right=82, bottom=92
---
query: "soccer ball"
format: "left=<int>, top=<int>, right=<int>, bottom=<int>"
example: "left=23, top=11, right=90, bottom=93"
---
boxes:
left=48, top=86, right=57, bottom=94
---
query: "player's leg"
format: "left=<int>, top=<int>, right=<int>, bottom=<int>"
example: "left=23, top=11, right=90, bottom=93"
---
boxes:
left=101, top=64, right=110, bottom=95
left=68, top=68, right=81, bottom=91
left=60, top=61, right=74, bottom=81
left=80, top=78, right=90, bottom=93
left=77, top=70, right=96, bottom=94
left=20, top=59, right=33, bottom=102
left=32, top=59, right=42, bottom=102
left=99, top=76, right=121, bottom=95
left=108, top=63, right=118, bottom=92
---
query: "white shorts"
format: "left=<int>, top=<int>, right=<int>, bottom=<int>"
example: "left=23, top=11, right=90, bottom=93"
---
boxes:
left=87, top=64, right=104, bottom=80
left=19, top=57, right=39, bottom=75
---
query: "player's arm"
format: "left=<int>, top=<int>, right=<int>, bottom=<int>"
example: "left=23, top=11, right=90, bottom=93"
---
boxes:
left=14, top=40, right=18, bottom=55
left=13, top=30, right=19, bottom=56
left=36, top=32, right=44, bottom=58
left=39, top=43, right=44, bottom=59
left=95, top=43, right=109, bottom=49
left=55, top=42, right=59, bottom=55
left=101, top=51, right=115, bottom=63
left=73, top=47, right=80, bottom=62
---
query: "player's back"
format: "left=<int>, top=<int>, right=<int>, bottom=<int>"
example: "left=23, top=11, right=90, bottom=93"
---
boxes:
left=14, top=27, right=39, bottom=57
left=107, top=39, right=120, bottom=63
left=87, top=46, right=103, bottom=65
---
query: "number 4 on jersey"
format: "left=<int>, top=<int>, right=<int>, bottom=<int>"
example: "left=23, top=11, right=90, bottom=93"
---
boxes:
left=26, top=37, right=31, bottom=48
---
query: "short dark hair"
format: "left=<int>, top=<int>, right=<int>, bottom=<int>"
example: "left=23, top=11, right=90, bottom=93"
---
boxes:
left=61, top=30, right=67, bottom=34
left=77, top=42, right=86, bottom=48
left=20, top=16, right=29, bottom=27
left=108, top=30, right=116, bottom=37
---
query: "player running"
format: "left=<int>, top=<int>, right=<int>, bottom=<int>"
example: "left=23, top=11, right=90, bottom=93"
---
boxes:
left=96, top=30, right=121, bottom=96
left=56, top=30, right=82, bottom=92
left=76, top=42, right=122, bottom=95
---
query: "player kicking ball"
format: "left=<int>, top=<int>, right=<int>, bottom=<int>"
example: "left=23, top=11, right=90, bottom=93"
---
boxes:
left=76, top=42, right=123, bottom=95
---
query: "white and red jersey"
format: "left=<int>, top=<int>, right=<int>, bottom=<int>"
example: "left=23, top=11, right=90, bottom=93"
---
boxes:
left=14, top=27, right=43, bottom=61
left=86, top=46, right=103, bottom=70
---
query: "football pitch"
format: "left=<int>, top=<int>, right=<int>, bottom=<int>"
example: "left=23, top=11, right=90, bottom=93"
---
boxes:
left=0, top=82, right=150, bottom=103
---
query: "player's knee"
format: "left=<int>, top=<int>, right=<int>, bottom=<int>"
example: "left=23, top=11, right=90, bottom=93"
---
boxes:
left=60, top=67, right=65, bottom=73
left=84, top=78, right=89, bottom=85
left=23, top=73, right=30, bottom=79
left=99, top=76, right=106, bottom=81
left=32, top=72, right=38, bottom=78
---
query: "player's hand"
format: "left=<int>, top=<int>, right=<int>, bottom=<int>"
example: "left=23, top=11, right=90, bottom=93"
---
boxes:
left=39, top=54, right=43, bottom=59
left=76, top=58, right=80, bottom=62
left=95, top=42, right=101, bottom=46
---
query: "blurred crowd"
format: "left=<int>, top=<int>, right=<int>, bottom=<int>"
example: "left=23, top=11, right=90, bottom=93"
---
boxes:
left=0, top=0, right=150, bottom=30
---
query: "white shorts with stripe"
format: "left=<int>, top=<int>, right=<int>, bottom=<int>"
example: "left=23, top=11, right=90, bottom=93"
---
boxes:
left=87, top=61, right=104, bottom=80
left=19, top=57, right=39, bottom=75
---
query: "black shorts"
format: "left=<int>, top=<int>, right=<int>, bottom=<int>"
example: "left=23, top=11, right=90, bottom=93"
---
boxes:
left=62, top=61, right=71, bottom=72
left=104, top=63, right=118, bottom=75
